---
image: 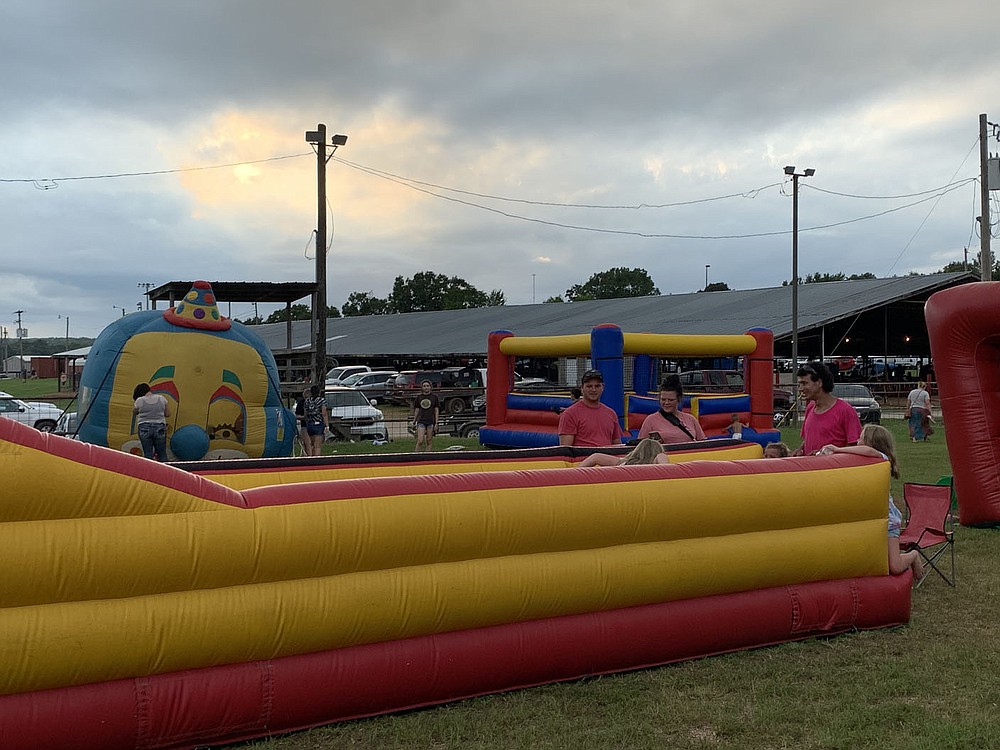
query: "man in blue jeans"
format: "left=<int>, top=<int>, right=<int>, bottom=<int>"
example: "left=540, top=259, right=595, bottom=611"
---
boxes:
left=133, top=383, right=171, bottom=461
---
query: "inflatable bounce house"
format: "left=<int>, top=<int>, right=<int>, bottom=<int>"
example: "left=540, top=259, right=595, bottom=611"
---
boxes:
left=481, top=324, right=780, bottom=448
left=926, top=281, right=1000, bottom=526
left=76, top=281, right=295, bottom=460
left=0, top=415, right=911, bottom=749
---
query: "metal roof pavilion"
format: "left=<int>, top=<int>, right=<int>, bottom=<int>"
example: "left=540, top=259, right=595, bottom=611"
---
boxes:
left=251, top=272, right=978, bottom=361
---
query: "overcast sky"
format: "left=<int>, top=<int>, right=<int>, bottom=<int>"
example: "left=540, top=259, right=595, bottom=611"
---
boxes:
left=2, top=1, right=998, bottom=340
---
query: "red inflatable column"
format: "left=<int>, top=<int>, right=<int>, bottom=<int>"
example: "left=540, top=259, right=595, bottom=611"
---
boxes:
left=487, top=331, right=514, bottom=426
left=745, top=328, right=774, bottom=433
left=926, top=283, right=1000, bottom=526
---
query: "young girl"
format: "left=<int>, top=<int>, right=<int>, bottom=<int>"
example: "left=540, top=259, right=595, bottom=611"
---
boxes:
left=821, top=424, right=924, bottom=582
left=576, top=437, right=668, bottom=468
left=763, top=441, right=790, bottom=458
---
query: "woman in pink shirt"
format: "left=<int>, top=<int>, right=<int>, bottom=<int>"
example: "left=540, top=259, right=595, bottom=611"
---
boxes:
left=638, top=375, right=705, bottom=444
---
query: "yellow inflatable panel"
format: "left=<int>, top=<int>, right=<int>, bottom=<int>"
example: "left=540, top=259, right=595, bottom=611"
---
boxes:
left=200, top=447, right=763, bottom=491
left=0, top=520, right=884, bottom=696
left=621, top=333, right=757, bottom=356
left=0, top=440, right=236, bottom=521
left=200, top=458, right=577, bottom=490
left=0, top=461, right=887, bottom=608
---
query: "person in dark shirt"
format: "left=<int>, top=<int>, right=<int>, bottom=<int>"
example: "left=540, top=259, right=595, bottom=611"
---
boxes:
left=413, top=380, right=440, bottom=452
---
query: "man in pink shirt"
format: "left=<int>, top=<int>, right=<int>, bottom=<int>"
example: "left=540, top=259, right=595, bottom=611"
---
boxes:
left=638, top=375, right=705, bottom=444
left=558, top=369, right=624, bottom=447
left=793, top=361, right=861, bottom=455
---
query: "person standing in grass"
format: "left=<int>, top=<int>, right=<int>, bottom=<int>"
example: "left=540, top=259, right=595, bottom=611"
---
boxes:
left=133, top=383, right=170, bottom=461
left=820, top=424, right=924, bottom=583
left=413, top=380, right=440, bottom=452
left=302, top=385, right=329, bottom=457
left=906, top=381, right=934, bottom=443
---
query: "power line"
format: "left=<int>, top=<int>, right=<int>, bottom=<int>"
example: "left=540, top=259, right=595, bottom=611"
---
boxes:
left=804, top=177, right=977, bottom=200
left=333, top=156, right=778, bottom=209
left=0, top=152, right=312, bottom=187
left=336, top=156, right=973, bottom=241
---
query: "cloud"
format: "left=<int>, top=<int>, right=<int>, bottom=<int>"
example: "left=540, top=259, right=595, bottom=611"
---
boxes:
left=2, top=0, right=998, bottom=337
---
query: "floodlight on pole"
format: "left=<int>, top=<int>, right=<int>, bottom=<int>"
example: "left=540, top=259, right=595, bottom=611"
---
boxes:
left=785, top=165, right=815, bottom=423
left=305, top=125, right=348, bottom=384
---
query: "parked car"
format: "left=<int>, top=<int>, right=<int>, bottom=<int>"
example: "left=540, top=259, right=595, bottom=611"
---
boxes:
left=340, top=370, right=399, bottom=403
left=56, top=411, right=80, bottom=438
left=324, top=365, right=372, bottom=387
left=0, top=393, right=62, bottom=432
left=832, top=383, right=882, bottom=424
left=323, top=387, right=387, bottom=440
left=676, top=370, right=793, bottom=412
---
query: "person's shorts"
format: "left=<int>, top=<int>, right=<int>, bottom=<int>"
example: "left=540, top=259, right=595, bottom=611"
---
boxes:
left=416, top=421, right=435, bottom=430
left=305, top=421, right=325, bottom=437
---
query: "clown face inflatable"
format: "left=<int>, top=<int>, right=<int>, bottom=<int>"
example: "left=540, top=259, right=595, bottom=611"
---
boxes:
left=77, top=281, right=296, bottom=460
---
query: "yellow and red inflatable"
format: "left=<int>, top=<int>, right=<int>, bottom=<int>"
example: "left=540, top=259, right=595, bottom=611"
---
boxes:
left=0, top=417, right=910, bottom=749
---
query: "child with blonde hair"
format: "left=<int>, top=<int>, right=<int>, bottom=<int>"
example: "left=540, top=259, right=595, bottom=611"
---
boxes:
left=820, top=424, right=924, bottom=582
left=577, top=437, right=668, bottom=468
left=763, top=441, right=790, bottom=458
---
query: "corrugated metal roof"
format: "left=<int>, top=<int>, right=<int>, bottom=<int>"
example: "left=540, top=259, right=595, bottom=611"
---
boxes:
left=254, top=272, right=977, bottom=359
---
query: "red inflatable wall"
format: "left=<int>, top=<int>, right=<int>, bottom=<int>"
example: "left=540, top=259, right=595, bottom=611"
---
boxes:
left=0, top=574, right=910, bottom=750
left=925, top=282, right=1000, bottom=525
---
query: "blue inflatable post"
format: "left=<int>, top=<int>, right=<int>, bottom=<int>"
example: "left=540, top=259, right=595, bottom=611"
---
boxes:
left=591, top=325, right=625, bottom=431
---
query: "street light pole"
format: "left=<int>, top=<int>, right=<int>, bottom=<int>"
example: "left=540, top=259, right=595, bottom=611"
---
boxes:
left=305, top=125, right=348, bottom=385
left=785, top=165, right=815, bottom=423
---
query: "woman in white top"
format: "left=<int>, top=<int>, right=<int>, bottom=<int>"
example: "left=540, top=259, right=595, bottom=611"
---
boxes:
left=133, top=383, right=170, bottom=461
left=906, top=381, right=933, bottom=443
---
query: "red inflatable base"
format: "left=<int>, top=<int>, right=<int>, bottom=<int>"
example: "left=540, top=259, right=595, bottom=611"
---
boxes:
left=0, top=574, right=910, bottom=750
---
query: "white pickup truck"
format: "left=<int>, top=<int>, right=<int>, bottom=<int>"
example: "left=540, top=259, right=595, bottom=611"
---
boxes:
left=0, top=391, right=63, bottom=432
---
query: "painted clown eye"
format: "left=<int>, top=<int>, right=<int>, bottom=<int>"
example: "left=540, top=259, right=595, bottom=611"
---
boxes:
left=208, top=423, right=240, bottom=441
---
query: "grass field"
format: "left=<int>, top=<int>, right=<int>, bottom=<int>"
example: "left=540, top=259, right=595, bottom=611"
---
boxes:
left=9, top=380, right=989, bottom=749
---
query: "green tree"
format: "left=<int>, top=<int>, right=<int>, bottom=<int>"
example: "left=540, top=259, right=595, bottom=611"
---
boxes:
left=565, top=267, right=659, bottom=301
left=804, top=272, right=846, bottom=283
left=939, top=256, right=1000, bottom=277
left=782, top=271, right=878, bottom=286
left=387, top=272, right=504, bottom=313
left=342, top=292, right=390, bottom=317
left=236, top=315, right=264, bottom=325
left=544, top=295, right=565, bottom=303
left=264, top=304, right=340, bottom=323
left=698, top=281, right=731, bottom=293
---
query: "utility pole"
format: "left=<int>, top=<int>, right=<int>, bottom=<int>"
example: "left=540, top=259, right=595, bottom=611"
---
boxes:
left=784, top=166, right=815, bottom=424
left=137, top=282, right=154, bottom=309
left=13, top=310, right=25, bottom=379
left=981, top=113, right=993, bottom=281
left=304, top=125, right=348, bottom=384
